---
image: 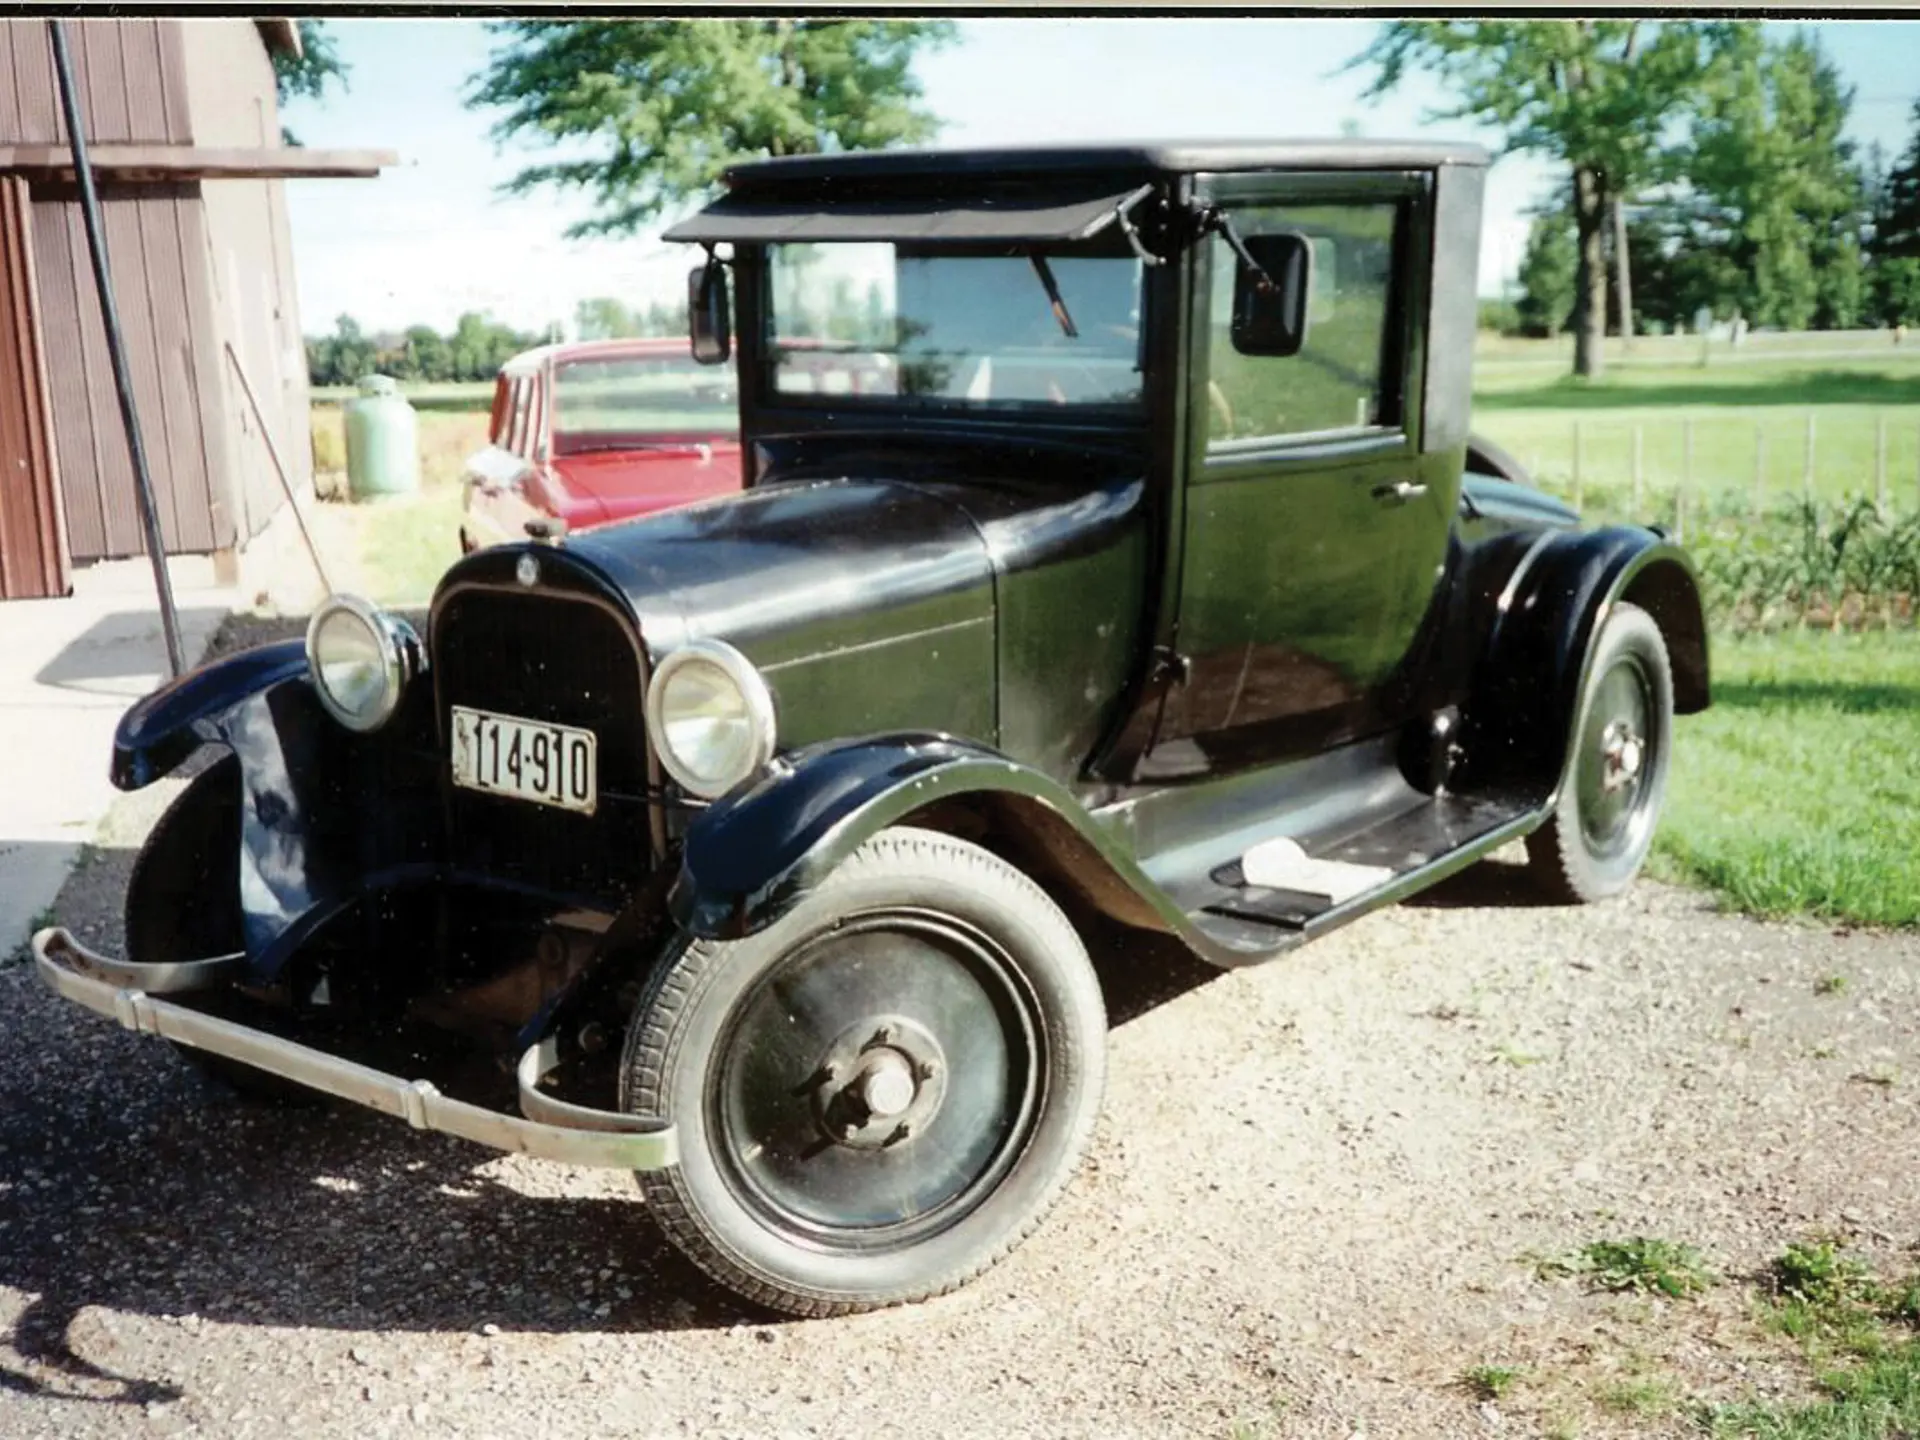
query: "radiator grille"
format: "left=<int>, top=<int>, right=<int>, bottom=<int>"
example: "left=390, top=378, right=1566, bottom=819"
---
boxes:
left=432, top=586, right=652, bottom=904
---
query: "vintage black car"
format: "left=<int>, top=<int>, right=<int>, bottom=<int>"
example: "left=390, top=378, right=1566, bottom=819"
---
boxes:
left=35, top=141, right=1708, bottom=1318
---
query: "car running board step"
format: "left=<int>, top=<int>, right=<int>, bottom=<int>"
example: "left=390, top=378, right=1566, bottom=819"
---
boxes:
left=1186, top=791, right=1537, bottom=942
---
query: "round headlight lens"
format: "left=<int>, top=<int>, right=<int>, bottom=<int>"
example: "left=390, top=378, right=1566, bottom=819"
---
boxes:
left=305, top=595, right=411, bottom=732
left=646, top=641, right=776, bottom=798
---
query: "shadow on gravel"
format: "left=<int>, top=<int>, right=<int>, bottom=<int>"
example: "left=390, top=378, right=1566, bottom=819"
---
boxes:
left=1399, top=856, right=1566, bottom=911
left=0, top=861, right=1235, bottom=1408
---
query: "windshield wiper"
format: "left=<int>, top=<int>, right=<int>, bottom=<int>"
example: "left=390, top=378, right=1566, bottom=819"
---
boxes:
left=1027, top=251, right=1079, bottom=339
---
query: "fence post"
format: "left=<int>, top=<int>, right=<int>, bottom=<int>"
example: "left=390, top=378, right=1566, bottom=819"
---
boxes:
left=1632, top=424, right=1644, bottom=515
left=1572, top=420, right=1584, bottom=512
left=1680, top=417, right=1693, bottom=541
left=1876, top=414, right=1888, bottom=514
left=1753, top=425, right=1766, bottom=516
left=1804, top=413, right=1816, bottom=499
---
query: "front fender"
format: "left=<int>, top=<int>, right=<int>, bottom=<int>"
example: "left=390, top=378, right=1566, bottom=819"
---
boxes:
left=1466, top=526, right=1709, bottom=795
left=112, top=640, right=309, bottom=789
left=669, top=734, right=1185, bottom=943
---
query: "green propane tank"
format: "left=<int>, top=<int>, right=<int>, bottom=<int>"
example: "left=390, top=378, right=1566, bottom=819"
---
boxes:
left=344, top=374, right=420, bottom=499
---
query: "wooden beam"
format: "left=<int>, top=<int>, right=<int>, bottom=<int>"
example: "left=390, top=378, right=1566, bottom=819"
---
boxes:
left=0, top=145, right=398, bottom=182
left=257, top=19, right=302, bottom=58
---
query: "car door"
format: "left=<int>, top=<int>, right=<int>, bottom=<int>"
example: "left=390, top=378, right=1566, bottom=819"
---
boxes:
left=1145, top=171, right=1446, bottom=779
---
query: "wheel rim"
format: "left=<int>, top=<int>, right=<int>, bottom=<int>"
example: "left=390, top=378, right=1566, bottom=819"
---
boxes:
left=1575, top=651, right=1660, bottom=861
left=709, top=909, right=1043, bottom=1250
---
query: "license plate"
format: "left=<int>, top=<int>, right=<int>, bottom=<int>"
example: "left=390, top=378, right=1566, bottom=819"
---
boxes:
left=450, top=706, right=597, bottom=815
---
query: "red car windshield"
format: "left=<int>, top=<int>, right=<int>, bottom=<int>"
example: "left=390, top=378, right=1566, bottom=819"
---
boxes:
left=551, top=355, right=739, bottom=454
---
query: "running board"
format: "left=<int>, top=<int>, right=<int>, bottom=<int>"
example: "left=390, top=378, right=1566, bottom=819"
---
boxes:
left=1181, top=791, right=1542, bottom=958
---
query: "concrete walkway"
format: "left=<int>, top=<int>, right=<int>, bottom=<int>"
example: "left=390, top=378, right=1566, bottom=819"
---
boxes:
left=0, top=557, right=236, bottom=959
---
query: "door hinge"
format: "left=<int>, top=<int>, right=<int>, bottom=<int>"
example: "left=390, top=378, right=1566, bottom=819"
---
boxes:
left=1150, top=646, right=1192, bottom=690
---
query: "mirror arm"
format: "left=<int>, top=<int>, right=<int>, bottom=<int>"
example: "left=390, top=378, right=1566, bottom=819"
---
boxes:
left=1113, top=186, right=1164, bottom=267
left=1200, top=207, right=1280, bottom=296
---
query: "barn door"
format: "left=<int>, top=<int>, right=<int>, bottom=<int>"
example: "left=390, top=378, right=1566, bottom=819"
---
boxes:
left=0, top=175, right=69, bottom=599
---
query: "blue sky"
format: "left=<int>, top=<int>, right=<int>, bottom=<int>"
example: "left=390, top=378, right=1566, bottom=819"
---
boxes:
left=281, top=18, right=1920, bottom=337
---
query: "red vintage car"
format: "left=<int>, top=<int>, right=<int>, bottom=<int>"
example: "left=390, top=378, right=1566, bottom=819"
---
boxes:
left=460, top=337, right=742, bottom=549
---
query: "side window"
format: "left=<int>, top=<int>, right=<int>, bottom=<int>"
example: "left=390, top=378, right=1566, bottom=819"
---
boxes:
left=1204, top=201, right=1401, bottom=449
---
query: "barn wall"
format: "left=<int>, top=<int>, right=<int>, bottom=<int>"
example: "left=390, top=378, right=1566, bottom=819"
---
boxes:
left=0, top=175, right=68, bottom=597
left=28, top=185, right=229, bottom=558
left=0, top=19, right=193, bottom=146
left=180, top=18, right=312, bottom=542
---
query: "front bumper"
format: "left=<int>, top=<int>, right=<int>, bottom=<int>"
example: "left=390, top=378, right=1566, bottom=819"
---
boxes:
left=32, top=928, right=678, bottom=1171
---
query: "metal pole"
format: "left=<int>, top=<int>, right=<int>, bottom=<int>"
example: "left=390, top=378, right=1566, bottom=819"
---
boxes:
left=1632, top=424, right=1644, bottom=515
left=1754, top=426, right=1766, bottom=517
left=1572, top=420, right=1583, bottom=511
left=1804, top=414, right=1816, bottom=502
left=49, top=19, right=184, bottom=677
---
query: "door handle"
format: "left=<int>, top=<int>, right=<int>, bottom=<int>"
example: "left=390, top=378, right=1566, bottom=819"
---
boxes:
left=1371, top=480, right=1428, bottom=505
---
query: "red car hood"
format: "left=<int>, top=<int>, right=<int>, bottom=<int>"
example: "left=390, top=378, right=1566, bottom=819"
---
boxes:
left=541, top=441, right=742, bottom=528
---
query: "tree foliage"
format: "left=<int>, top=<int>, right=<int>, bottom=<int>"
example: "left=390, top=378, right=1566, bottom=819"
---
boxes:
left=467, top=20, right=955, bottom=237
left=573, top=296, right=682, bottom=340
left=1356, top=21, right=1729, bottom=376
left=270, top=20, right=348, bottom=145
left=1675, top=29, right=1866, bottom=329
left=1516, top=209, right=1577, bottom=336
left=305, top=312, right=543, bottom=388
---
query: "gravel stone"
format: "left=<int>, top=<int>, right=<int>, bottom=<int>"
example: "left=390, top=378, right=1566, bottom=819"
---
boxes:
left=4, top=796, right=1918, bottom=1437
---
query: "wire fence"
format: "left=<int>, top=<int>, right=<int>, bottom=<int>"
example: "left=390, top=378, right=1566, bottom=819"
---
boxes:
left=1514, top=413, right=1920, bottom=539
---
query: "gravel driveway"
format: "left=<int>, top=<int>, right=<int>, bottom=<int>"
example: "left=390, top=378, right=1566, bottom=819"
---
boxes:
left=3, top=774, right=1916, bottom=1440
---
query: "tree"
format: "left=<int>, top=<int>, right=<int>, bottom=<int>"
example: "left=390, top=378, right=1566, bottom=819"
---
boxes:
left=1676, top=28, right=1867, bottom=330
left=1355, top=21, right=1731, bottom=377
left=466, top=20, right=955, bottom=237
left=1516, top=209, right=1577, bottom=336
left=271, top=20, right=349, bottom=145
left=574, top=297, right=640, bottom=341
left=1869, top=102, right=1920, bottom=326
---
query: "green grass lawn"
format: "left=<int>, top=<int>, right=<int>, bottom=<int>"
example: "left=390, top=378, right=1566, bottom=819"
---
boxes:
left=1655, top=629, right=1920, bottom=929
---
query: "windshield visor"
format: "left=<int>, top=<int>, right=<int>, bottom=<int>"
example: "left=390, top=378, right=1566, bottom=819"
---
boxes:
left=766, top=241, right=1146, bottom=411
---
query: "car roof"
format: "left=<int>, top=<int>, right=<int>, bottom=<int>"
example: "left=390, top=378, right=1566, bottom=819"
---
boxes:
left=717, top=138, right=1490, bottom=189
left=499, top=336, right=691, bottom=379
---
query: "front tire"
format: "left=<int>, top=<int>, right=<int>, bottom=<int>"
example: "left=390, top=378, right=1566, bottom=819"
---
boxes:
left=623, top=827, right=1106, bottom=1317
left=1526, top=602, right=1674, bottom=902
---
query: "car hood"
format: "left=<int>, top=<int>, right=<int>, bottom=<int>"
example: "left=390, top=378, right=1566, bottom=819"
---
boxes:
left=566, top=474, right=1000, bottom=669
left=546, top=441, right=743, bottom=527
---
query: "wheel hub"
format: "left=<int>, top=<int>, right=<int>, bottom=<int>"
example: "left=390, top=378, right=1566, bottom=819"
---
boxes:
left=808, top=1014, right=948, bottom=1150
left=1599, top=719, right=1644, bottom=793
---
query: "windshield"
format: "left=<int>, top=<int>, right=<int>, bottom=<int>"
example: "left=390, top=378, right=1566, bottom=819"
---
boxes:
left=551, top=354, right=738, bottom=454
left=767, top=242, right=1145, bottom=411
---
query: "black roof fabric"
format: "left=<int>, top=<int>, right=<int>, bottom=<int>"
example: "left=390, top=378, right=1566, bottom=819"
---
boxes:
left=717, top=139, right=1490, bottom=188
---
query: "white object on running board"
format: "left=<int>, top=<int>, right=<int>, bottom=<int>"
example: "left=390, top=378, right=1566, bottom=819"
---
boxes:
left=1240, top=836, right=1393, bottom=905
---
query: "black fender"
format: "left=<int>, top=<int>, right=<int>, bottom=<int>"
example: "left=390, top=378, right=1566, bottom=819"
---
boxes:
left=1463, top=524, right=1709, bottom=797
left=115, top=637, right=444, bottom=981
left=112, top=640, right=309, bottom=789
left=670, top=732, right=1194, bottom=947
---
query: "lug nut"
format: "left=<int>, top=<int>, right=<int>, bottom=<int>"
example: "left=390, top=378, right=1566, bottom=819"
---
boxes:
left=886, top=1122, right=913, bottom=1146
left=872, top=1025, right=894, bottom=1046
left=917, top=1058, right=939, bottom=1081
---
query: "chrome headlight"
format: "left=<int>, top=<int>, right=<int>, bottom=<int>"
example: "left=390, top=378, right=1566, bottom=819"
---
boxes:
left=304, top=594, right=418, bottom=733
left=645, top=639, right=776, bottom=798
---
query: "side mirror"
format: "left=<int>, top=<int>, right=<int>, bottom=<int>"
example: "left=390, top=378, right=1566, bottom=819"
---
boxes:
left=688, top=260, right=731, bottom=365
left=1230, top=231, right=1313, bottom=358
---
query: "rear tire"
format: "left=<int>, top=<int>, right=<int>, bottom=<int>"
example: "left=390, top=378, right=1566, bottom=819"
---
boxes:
left=1526, top=602, right=1674, bottom=903
left=127, top=756, right=319, bottom=1107
left=623, top=826, right=1106, bottom=1317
